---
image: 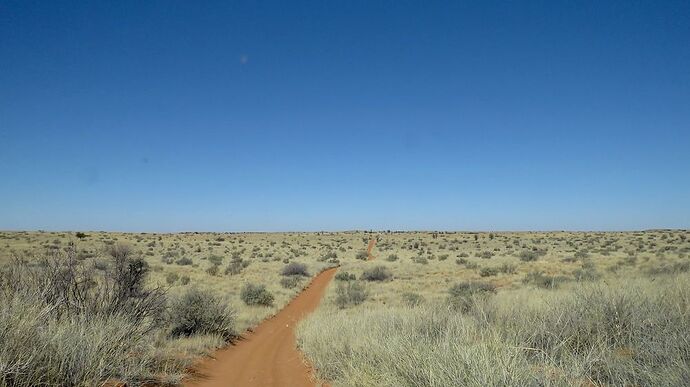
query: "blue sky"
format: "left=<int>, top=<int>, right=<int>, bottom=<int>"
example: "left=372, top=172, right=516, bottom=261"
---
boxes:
left=1, top=1, right=689, bottom=231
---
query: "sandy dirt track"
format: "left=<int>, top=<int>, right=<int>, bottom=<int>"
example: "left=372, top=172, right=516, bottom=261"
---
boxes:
left=183, top=267, right=336, bottom=387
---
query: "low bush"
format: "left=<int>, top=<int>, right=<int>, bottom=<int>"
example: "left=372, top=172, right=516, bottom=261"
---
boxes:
left=240, top=283, right=274, bottom=306
left=168, top=288, right=235, bottom=340
left=206, top=264, right=219, bottom=276
left=335, top=281, right=367, bottom=308
left=225, top=258, right=249, bottom=275
left=518, top=250, right=538, bottom=262
left=386, top=254, right=399, bottom=262
left=207, top=255, right=224, bottom=266
left=281, top=262, right=309, bottom=277
left=360, top=266, right=392, bottom=282
left=355, top=251, right=368, bottom=260
left=479, top=266, right=498, bottom=277
left=319, top=251, right=337, bottom=262
left=335, top=271, right=356, bottom=281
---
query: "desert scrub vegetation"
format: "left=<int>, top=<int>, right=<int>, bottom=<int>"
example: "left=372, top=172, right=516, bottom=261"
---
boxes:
left=335, top=281, right=367, bottom=308
left=281, top=262, right=309, bottom=276
left=168, top=287, right=235, bottom=340
left=0, top=245, right=236, bottom=386
left=299, top=273, right=690, bottom=386
left=0, top=230, right=688, bottom=384
left=447, top=281, right=496, bottom=312
left=240, top=283, right=274, bottom=306
left=360, top=265, right=393, bottom=282
left=279, top=276, right=302, bottom=289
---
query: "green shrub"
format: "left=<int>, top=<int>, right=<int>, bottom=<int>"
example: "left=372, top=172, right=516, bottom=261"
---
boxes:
left=225, top=258, right=249, bottom=275
left=319, top=251, right=338, bottom=262
left=281, top=262, right=309, bottom=276
left=169, top=288, right=235, bottom=340
left=360, top=266, right=392, bottom=282
left=335, top=271, right=356, bottom=281
left=355, top=251, right=368, bottom=260
left=335, top=281, right=367, bottom=308
left=207, top=255, right=224, bottom=265
left=518, top=250, right=539, bottom=262
left=386, top=254, right=399, bottom=262
left=240, top=283, right=274, bottom=306
left=175, top=257, right=193, bottom=266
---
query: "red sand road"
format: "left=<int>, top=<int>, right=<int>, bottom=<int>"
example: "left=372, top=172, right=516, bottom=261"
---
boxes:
left=184, top=267, right=337, bottom=387
left=367, top=237, right=377, bottom=260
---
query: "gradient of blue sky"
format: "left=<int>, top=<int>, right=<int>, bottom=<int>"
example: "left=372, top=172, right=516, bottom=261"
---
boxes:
left=1, top=1, right=689, bottom=231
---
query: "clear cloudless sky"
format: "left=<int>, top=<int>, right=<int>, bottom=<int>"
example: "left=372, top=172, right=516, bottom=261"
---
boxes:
left=1, top=0, right=689, bottom=232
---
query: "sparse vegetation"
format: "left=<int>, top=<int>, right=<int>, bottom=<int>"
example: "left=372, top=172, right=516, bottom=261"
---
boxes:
left=281, top=262, right=309, bottom=277
left=1, top=230, right=688, bottom=385
left=335, top=281, right=367, bottom=308
left=299, top=273, right=690, bottom=387
left=240, top=283, right=274, bottom=306
left=360, top=265, right=392, bottom=282
left=169, top=287, right=235, bottom=340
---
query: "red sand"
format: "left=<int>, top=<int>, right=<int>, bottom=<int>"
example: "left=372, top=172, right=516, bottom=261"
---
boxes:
left=184, top=267, right=336, bottom=387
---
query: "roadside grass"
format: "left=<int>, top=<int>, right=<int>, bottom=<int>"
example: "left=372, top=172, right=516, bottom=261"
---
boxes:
left=298, top=273, right=690, bottom=386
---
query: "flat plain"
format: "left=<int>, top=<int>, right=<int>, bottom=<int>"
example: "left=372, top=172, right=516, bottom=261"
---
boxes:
left=1, top=229, right=688, bottom=386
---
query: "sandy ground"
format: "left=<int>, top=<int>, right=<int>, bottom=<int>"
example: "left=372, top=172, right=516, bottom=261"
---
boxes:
left=184, top=267, right=337, bottom=387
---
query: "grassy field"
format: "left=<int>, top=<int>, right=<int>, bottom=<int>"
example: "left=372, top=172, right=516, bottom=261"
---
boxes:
left=1, top=230, right=689, bottom=385
left=297, top=230, right=690, bottom=386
